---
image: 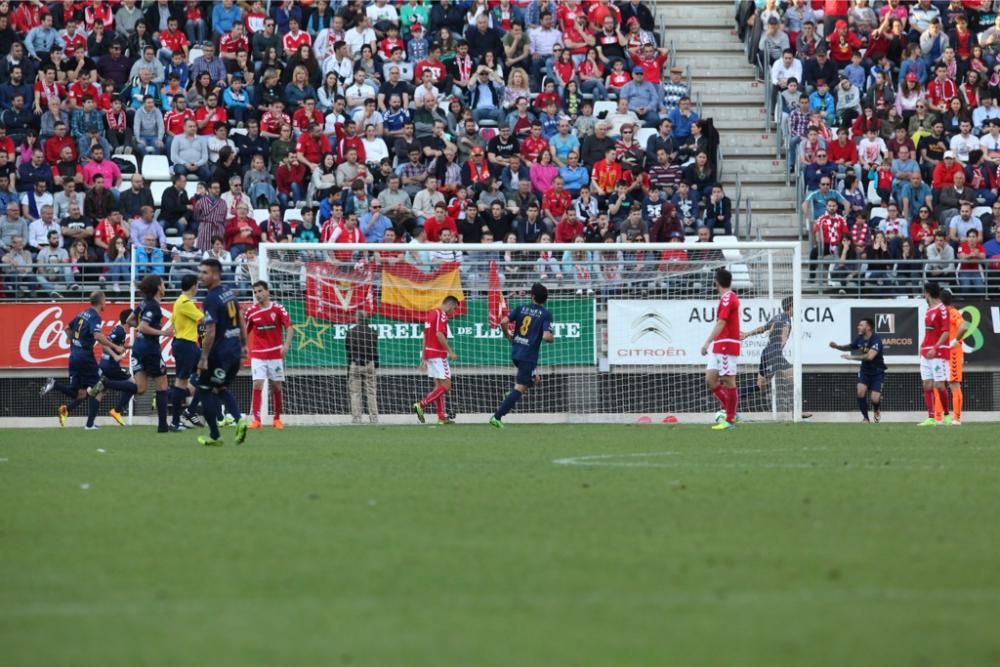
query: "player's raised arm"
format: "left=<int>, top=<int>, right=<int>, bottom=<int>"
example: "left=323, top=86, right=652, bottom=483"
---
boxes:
left=829, top=340, right=851, bottom=352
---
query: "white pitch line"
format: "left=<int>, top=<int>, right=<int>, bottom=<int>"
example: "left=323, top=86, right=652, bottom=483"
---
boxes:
left=552, top=451, right=972, bottom=471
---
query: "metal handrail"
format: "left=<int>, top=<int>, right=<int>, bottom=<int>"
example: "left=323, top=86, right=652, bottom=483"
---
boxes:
left=685, top=64, right=692, bottom=94
left=763, top=54, right=773, bottom=134
left=733, top=172, right=743, bottom=234
left=797, top=167, right=808, bottom=245
left=669, top=39, right=676, bottom=68
left=803, top=258, right=995, bottom=299
left=716, top=144, right=724, bottom=184
left=696, top=90, right=703, bottom=117
left=745, top=198, right=753, bottom=239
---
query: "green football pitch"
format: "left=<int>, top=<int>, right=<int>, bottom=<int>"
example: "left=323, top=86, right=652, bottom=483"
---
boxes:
left=2, top=423, right=999, bottom=666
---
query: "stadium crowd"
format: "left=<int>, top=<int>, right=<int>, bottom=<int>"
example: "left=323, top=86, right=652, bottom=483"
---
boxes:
left=743, top=0, right=1000, bottom=294
left=0, top=0, right=732, bottom=300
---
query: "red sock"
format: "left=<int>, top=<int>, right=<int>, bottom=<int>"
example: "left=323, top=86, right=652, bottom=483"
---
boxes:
left=726, top=387, right=738, bottom=423
left=272, top=389, right=282, bottom=420
left=923, top=389, right=936, bottom=416
left=422, top=385, right=446, bottom=408
left=712, top=385, right=727, bottom=410
left=938, top=387, right=950, bottom=416
left=436, top=395, right=446, bottom=420
left=251, top=387, right=261, bottom=420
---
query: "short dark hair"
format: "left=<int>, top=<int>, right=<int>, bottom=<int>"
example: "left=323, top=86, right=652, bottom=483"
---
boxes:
left=138, top=274, right=162, bottom=299
left=180, top=274, right=198, bottom=292
left=89, top=290, right=106, bottom=306
left=252, top=280, right=270, bottom=291
left=200, top=258, right=223, bottom=274
left=923, top=281, right=941, bottom=299
left=443, top=295, right=460, bottom=307
left=940, top=288, right=954, bottom=306
left=714, top=268, right=733, bottom=288
left=861, top=317, right=875, bottom=330
left=531, top=282, right=549, bottom=304
left=781, top=296, right=793, bottom=313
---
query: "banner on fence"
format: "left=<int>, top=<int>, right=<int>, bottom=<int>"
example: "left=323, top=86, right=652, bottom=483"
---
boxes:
left=607, top=299, right=1000, bottom=366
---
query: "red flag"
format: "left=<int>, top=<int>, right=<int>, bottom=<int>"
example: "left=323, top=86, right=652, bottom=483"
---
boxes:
left=304, top=260, right=374, bottom=323
left=487, top=260, right=508, bottom=329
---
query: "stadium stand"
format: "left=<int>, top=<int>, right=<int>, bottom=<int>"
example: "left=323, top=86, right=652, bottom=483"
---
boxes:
left=737, top=0, right=997, bottom=297
left=0, top=0, right=995, bottom=301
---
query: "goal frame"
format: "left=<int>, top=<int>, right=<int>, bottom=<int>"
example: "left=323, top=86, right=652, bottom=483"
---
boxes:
left=258, top=240, right=804, bottom=424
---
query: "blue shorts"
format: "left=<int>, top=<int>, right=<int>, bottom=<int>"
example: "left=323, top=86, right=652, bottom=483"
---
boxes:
left=513, top=359, right=536, bottom=387
left=197, top=350, right=240, bottom=390
left=858, top=369, right=885, bottom=393
left=99, top=362, right=130, bottom=382
left=172, top=339, right=200, bottom=381
left=69, top=356, right=100, bottom=392
left=132, top=346, right=166, bottom=378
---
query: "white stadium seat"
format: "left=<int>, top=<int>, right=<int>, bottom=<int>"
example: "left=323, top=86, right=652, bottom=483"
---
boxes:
left=594, top=101, right=616, bottom=118
left=150, top=181, right=171, bottom=206
left=252, top=209, right=270, bottom=224
left=141, top=155, right=172, bottom=182
left=636, top=127, right=657, bottom=146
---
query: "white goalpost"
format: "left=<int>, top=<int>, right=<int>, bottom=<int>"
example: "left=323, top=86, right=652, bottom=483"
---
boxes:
left=257, top=241, right=804, bottom=425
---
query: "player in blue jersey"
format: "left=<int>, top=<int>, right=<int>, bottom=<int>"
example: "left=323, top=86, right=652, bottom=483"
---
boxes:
left=40, top=291, right=124, bottom=429
left=196, top=258, right=249, bottom=446
left=132, top=275, right=174, bottom=432
left=829, top=317, right=887, bottom=423
left=490, top=282, right=554, bottom=429
left=88, top=309, right=138, bottom=426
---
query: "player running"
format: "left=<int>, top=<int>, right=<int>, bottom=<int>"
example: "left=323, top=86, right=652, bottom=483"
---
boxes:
left=701, top=268, right=740, bottom=430
left=41, top=290, right=123, bottom=429
left=829, top=317, right=886, bottom=423
left=196, top=258, right=249, bottom=446
left=918, top=282, right=951, bottom=427
left=936, top=289, right=969, bottom=426
left=168, top=274, right=205, bottom=431
left=413, top=295, right=460, bottom=425
left=245, top=280, right=294, bottom=429
left=132, top=275, right=174, bottom=433
left=490, top=282, right=554, bottom=429
left=740, top=295, right=792, bottom=411
left=89, top=309, right=138, bottom=426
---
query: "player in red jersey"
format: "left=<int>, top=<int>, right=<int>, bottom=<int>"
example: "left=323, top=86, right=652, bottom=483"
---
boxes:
left=701, top=268, right=741, bottom=430
left=245, top=281, right=294, bottom=429
left=413, top=296, right=460, bottom=425
left=917, top=282, right=951, bottom=426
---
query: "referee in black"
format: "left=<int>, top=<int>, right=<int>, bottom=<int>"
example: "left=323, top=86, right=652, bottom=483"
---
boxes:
left=345, top=311, right=380, bottom=424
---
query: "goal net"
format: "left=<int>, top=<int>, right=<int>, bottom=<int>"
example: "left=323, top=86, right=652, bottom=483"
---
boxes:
left=258, top=241, right=802, bottom=425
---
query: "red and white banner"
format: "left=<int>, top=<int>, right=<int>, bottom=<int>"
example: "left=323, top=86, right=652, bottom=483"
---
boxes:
left=1, top=302, right=175, bottom=369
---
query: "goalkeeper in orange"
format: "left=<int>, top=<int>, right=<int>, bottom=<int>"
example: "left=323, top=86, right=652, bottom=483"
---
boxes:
left=935, top=289, right=969, bottom=426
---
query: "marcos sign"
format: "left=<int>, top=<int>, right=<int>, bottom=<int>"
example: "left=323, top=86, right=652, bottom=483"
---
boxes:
left=608, top=299, right=1000, bottom=366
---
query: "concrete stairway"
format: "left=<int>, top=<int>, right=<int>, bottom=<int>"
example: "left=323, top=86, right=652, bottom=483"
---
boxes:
left=657, top=0, right=798, bottom=239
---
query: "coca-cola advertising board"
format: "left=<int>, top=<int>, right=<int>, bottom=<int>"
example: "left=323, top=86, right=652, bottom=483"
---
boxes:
left=2, top=302, right=177, bottom=368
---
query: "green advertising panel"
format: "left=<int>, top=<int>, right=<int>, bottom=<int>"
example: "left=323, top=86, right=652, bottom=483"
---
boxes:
left=286, top=299, right=595, bottom=368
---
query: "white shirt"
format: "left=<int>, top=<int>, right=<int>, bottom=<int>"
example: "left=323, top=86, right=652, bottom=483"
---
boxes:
left=771, top=58, right=802, bottom=85
left=949, top=133, right=981, bottom=162
left=413, top=83, right=441, bottom=105
left=366, top=3, right=399, bottom=25
left=345, top=26, right=376, bottom=57
left=28, top=218, right=62, bottom=247
left=323, top=55, right=355, bottom=85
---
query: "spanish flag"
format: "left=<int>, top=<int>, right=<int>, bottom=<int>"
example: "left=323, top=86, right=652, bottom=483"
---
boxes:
left=380, top=261, right=465, bottom=322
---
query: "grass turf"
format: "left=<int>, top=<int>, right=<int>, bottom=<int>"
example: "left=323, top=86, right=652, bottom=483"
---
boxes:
left=2, top=423, right=999, bottom=666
